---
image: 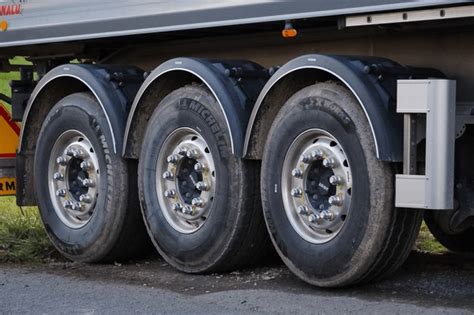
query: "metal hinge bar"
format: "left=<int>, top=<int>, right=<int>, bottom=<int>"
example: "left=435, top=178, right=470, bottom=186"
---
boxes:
left=346, top=5, right=474, bottom=27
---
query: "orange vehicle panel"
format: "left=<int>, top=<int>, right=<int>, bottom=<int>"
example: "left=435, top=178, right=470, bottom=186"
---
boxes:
left=0, top=102, right=19, bottom=158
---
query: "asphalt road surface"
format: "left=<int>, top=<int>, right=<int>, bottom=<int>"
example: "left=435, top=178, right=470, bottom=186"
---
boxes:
left=1, top=251, right=473, bottom=314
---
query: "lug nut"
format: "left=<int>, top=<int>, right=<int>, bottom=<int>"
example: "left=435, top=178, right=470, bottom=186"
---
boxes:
left=192, top=197, right=206, bottom=208
left=177, top=146, right=188, bottom=155
left=194, top=163, right=207, bottom=173
left=79, top=194, right=92, bottom=204
left=167, top=154, right=181, bottom=164
left=196, top=181, right=210, bottom=191
left=297, top=205, right=309, bottom=215
left=290, top=188, right=303, bottom=198
left=291, top=168, right=303, bottom=178
left=53, top=172, right=64, bottom=181
left=321, top=210, right=335, bottom=221
left=164, top=189, right=176, bottom=198
left=301, top=149, right=323, bottom=164
left=70, top=202, right=82, bottom=211
left=308, top=213, right=323, bottom=224
left=162, top=171, right=174, bottom=181
left=186, top=149, right=201, bottom=159
left=56, top=156, right=68, bottom=166
left=300, top=154, right=311, bottom=164
left=329, top=175, right=342, bottom=186
left=312, top=149, right=324, bottom=159
left=329, top=195, right=343, bottom=206
left=172, top=203, right=183, bottom=211
left=64, top=200, right=82, bottom=211
left=65, top=148, right=85, bottom=159
left=56, top=189, right=67, bottom=197
left=72, top=149, right=85, bottom=159
left=82, top=178, right=96, bottom=188
left=182, top=205, right=194, bottom=215
left=80, top=161, right=91, bottom=171
left=322, top=158, right=336, bottom=168
left=65, top=148, right=75, bottom=157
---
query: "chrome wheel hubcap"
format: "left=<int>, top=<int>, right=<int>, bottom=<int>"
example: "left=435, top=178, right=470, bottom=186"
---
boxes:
left=49, top=130, right=100, bottom=229
left=282, top=129, right=352, bottom=244
left=156, top=128, right=216, bottom=234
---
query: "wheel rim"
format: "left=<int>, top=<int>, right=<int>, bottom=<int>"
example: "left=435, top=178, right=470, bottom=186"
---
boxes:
left=48, top=130, right=100, bottom=229
left=281, top=129, right=352, bottom=244
left=156, top=127, right=216, bottom=234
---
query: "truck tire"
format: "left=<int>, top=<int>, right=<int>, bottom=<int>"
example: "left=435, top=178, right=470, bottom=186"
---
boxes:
left=261, top=82, right=423, bottom=287
left=423, top=125, right=474, bottom=254
left=138, top=84, right=271, bottom=273
left=34, top=92, right=150, bottom=262
left=424, top=211, right=474, bottom=253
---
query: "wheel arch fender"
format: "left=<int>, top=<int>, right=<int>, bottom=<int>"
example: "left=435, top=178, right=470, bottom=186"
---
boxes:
left=244, top=54, right=404, bottom=162
left=123, top=58, right=267, bottom=159
left=17, top=63, right=143, bottom=206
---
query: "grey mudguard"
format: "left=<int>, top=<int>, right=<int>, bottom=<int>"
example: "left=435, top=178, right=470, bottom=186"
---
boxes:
left=244, top=54, right=406, bottom=162
left=18, top=64, right=144, bottom=155
left=123, top=57, right=267, bottom=158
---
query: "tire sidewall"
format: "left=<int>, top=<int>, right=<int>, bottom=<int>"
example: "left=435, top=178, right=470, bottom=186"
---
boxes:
left=262, top=84, right=385, bottom=286
left=139, top=86, right=241, bottom=272
left=34, top=93, right=126, bottom=261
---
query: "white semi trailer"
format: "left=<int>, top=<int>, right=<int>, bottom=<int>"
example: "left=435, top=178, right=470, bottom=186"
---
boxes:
left=1, top=0, right=473, bottom=287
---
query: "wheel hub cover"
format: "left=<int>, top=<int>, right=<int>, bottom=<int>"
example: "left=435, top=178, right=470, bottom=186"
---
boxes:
left=282, top=129, right=352, bottom=244
left=156, top=128, right=217, bottom=234
left=48, top=130, right=100, bottom=229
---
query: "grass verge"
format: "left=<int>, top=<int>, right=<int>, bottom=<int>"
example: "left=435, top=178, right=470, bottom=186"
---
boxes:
left=0, top=197, right=57, bottom=263
left=416, top=221, right=447, bottom=254
left=0, top=58, right=57, bottom=263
